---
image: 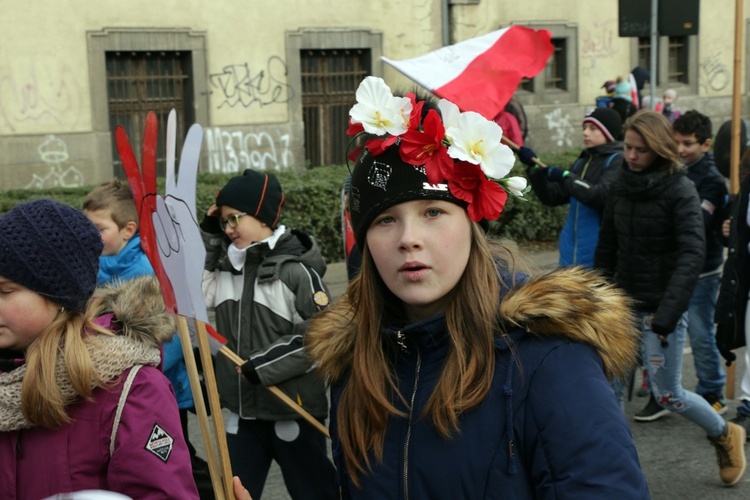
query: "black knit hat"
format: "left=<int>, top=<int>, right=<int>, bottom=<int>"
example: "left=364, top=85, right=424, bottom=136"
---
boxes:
left=349, top=142, right=467, bottom=250
left=0, top=199, right=103, bottom=312
left=215, top=169, right=285, bottom=228
left=584, top=107, right=623, bottom=142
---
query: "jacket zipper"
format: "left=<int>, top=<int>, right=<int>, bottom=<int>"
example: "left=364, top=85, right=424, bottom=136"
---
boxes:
left=402, top=340, right=421, bottom=500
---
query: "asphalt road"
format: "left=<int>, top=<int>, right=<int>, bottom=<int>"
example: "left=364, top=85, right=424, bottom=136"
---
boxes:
left=189, top=248, right=750, bottom=499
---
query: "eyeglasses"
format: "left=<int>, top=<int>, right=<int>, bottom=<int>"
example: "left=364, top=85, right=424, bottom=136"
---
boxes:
left=219, top=212, right=247, bottom=231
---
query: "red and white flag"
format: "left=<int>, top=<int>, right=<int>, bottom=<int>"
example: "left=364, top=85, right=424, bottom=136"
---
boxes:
left=382, top=26, right=553, bottom=120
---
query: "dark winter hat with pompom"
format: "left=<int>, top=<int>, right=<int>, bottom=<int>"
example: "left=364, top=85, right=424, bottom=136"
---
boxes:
left=583, top=107, right=623, bottom=142
left=0, top=199, right=103, bottom=312
left=216, top=169, right=285, bottom=228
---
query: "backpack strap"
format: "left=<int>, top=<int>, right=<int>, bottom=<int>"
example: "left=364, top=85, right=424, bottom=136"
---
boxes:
left=110, top=365, right=143, bottom=456
left=603, top=152, right=621, bottom=168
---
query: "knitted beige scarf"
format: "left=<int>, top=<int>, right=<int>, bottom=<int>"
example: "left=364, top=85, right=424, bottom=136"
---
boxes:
left=0, top=334, right=161, bottom=432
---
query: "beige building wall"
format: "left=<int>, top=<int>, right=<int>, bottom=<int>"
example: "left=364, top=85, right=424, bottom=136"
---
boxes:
left=0, top=0, right=746, bottom=190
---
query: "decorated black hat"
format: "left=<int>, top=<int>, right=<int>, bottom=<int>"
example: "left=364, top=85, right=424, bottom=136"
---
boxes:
left=347, top=76, right=526, bottom=250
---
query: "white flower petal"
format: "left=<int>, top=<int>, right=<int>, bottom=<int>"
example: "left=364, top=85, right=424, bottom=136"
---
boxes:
left=504, top=176, right=528, bottom=197
left=438, top=99, right=462, bottom=131
left=349, top=77, right=412, bottom=136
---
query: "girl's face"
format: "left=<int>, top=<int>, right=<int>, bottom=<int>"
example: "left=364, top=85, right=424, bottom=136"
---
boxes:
left=582, top=123, right=608, bottom=148
left=0, top=276, right=59, bottom=351
left=366, top=199, right=472, bottom=323
left=220, top=205, right=274, bottom=249
left=624, top=130, right=657, bottom=173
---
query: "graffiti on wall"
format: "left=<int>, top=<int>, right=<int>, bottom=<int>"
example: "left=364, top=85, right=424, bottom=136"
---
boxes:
left=581, top=21, right=617, bottom=69
left=544, top=108, right=575, bottom=148
left=0, top=64, right=83, bottom=133
left=700, top=51, right=730, bottom=94
left=205, top=127, right=294, bottom=173
left=25, top=134, right=84, bottom=189
left=208, top=56, right=294, bottom=109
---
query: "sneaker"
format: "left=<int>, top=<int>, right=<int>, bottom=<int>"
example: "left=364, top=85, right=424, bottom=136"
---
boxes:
left=637, top=373, right=650, bottom=397
left=703, top=393, right=729, bottom=415
left=634, top=394, right=670, bottom=422
left=730, top=413, right=750, bottom=441
left=708, top=422, right=747, bottom=486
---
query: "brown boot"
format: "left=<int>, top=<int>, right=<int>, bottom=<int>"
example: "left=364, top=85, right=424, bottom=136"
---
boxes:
left=708, top=422, right=747, bottom=486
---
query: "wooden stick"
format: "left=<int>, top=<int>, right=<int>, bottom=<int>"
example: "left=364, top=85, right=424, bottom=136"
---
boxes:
left=218, top=345, right=331, bottom=439
left=501, top=136, right=547, bottom=168
left=191, top=318, right=235, bottom=500
left=724, top=0, right=744, bottom=400
left=175, top=317, right=226, bottom=500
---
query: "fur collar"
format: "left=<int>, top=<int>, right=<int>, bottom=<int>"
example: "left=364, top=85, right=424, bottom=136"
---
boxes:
left=306, top=267, right=639, bottom=381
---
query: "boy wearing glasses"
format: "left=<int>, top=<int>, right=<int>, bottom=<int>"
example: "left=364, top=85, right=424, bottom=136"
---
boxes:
left=200, top=168, right=336, bottom=500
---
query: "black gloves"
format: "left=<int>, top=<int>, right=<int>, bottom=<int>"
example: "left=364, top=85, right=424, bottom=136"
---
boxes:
left=546, top=166, right=569, bottom=182
left=240, top=360, right=262, bottom=385
left=516, top=146, right=538, bottom=167
left=200, top=211, right=222, bottom=235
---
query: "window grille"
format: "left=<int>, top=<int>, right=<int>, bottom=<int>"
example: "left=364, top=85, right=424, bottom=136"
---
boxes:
left=301, top=49, right=370, bottom=168
left=106, top=51, right=193, bottom=177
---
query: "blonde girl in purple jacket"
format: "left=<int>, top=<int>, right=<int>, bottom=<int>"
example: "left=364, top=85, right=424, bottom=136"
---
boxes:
left=0, top=199, right=198, bottom=499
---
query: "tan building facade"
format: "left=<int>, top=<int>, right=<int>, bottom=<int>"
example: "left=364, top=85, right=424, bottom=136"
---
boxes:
left=0, top=0, right=745, bottom=189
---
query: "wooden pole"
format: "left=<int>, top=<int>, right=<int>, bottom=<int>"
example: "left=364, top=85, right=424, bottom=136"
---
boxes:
left=502, top=136, right=547, bottom=168
left=175, top=317, right=226, bottom=500
left=191, top=318, right=235, bottom=500
left=218, top=345, right=331, bottom=439
left=726, top=0, right=744, bottom=400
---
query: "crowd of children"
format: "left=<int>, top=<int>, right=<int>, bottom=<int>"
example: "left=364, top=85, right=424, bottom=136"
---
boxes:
left=5, top=69, right=750, bottom=498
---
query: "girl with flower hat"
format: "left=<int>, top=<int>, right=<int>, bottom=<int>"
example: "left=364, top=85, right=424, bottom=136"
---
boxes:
left=306, top=77, right=649, bottom=498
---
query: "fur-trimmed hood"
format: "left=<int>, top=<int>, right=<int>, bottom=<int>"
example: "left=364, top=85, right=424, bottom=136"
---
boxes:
left=93, top=274, right=176, bottom=346
left=307, top=267, right=639, bottom=381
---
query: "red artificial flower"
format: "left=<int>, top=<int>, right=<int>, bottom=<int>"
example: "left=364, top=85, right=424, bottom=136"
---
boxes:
left=406, top=93, right=424, bottom=130
left=447, top=161, right=508, bottom=222
left=366, top=135, right=399, bottom=156
left=346, top=119, right=364, bottom=136
left=398, top=109, right=453, bottom=184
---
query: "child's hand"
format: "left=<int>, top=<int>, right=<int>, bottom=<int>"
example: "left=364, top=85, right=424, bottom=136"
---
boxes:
left=722, top=219, right=731, bottom=238
left=207, top=204, right=220, bottom=217
left=233, top=476, right=253, bottom=500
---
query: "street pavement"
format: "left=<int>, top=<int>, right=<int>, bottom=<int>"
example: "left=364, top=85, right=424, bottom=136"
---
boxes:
left=190, top=244, right=750, bottom=499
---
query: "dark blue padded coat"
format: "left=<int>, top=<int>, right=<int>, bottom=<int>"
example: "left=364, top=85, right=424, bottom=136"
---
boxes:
left=308, top=267, right=650, bottom=499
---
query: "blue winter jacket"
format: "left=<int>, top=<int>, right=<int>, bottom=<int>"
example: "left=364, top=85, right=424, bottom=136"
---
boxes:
left=309, top=267, right=649, bottom=499
left=529, top=142, right=623, bottom=268
left=97, top=234, right=192, bottom=410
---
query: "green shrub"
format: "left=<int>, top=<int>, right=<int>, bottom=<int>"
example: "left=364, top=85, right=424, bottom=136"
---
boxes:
left=0, top=151, right=581, bottom=262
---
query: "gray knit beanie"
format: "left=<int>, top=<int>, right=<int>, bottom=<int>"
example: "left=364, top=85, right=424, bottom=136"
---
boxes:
left=0, top=199, right=103, bottom=312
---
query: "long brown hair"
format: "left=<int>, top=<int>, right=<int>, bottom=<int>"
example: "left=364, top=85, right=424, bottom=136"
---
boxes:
left=623, top=109, right=681, bottom=172
left=335, top=222, right=510, bottom=484
left=21, top=299, right=113, bottom=428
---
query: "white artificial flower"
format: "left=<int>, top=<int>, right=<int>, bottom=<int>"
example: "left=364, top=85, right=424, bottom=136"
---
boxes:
left=445, top=111, right=516, bottom=179
left=349, top=76, right=412, bottom=136
left=503, top=176, right=528, bottom=197
left=437, top=99, right=462, bottom=133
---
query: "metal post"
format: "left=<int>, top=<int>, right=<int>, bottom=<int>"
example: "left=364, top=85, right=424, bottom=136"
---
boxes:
left=649, top=0, right=658, bottom=109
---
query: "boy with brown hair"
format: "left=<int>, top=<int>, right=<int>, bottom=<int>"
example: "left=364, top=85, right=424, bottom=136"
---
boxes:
left=83, top=179, right=152, bottom=281
left=83, top=179, right=212, bottom=497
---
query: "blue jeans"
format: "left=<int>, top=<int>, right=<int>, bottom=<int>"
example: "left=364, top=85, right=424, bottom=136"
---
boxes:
left=687, top=274, right=725, bottom=396
left=640, top=311, right=726, bottom=436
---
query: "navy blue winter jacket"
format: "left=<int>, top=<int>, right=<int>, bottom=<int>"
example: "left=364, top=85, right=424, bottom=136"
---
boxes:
left=309, top=267, right=650, bottom=499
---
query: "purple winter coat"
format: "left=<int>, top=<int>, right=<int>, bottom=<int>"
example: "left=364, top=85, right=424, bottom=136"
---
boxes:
left=0, top=276, right=199, bottom=499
